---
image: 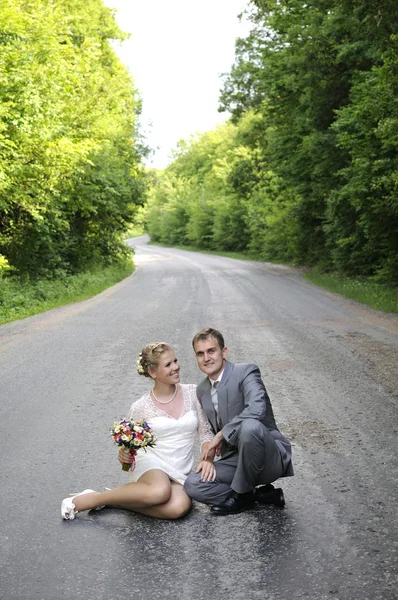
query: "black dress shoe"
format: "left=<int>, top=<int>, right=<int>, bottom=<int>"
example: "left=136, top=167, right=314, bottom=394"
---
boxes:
left=255, top=484, right=285, bottom=508
left=210, top=491, right=255, bottom=515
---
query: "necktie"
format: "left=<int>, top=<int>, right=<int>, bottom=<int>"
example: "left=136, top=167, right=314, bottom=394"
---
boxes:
left=212, top=381, right=222, bottom=429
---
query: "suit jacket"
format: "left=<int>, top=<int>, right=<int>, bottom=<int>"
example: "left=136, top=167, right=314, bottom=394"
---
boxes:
left=196, top=360, right=293, bottom=476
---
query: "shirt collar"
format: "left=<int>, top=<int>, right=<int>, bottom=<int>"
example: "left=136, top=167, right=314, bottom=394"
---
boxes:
left=209, top=369, right=224, bottom=386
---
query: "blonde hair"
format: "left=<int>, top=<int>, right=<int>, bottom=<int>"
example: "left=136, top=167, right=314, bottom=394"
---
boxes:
left=137, top=342, right=173, bottom=378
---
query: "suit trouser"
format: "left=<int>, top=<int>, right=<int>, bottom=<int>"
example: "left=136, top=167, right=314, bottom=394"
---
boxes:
left=184, top=418, right=285, bottom=505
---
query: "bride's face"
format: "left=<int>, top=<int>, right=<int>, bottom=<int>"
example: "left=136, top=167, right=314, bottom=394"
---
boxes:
left=152, top=350, right=180, bottom=385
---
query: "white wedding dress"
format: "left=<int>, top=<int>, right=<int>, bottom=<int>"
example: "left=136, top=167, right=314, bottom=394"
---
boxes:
left=126, top=384, right=213, bottom=484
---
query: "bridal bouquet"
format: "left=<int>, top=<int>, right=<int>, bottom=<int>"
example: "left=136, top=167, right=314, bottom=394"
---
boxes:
left=111, top=419, right=157, bottom=472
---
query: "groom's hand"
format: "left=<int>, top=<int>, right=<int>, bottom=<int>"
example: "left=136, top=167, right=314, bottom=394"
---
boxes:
left=201, top=441, right=216, bottom=461
left=196, top=460, right=216, bottom=482
left=202, top=431, right=223, bottom=460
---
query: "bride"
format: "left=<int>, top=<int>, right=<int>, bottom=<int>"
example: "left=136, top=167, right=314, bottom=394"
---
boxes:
left=61, top=342, right=215, bottom=520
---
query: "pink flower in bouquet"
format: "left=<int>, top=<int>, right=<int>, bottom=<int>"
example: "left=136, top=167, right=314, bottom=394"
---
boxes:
left=111, top=419, right=156, bottom=471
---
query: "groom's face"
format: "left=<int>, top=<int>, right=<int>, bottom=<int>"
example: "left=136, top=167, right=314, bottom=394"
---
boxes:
left=193, top=336, right=227, bottom=380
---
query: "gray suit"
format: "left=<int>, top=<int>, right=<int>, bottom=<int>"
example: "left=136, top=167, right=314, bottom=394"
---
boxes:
left=184, top=360, right=293, bottom=505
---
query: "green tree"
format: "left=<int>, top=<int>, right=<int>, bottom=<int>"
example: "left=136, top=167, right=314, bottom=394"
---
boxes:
left=0, top=0, right=146, bottom=277
left=219, top=0, right=398, bottom=282
left=327, top=38, right=398, bottom=282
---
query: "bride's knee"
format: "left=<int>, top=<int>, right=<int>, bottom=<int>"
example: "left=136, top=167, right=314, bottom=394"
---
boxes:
left=150, top=484, right=172, bottom=505
left=164, top=495, right=192, bottom=520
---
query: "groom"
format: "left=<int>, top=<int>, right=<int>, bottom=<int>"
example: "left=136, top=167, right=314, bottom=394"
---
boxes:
left=184, top=328, right=293, bottom=515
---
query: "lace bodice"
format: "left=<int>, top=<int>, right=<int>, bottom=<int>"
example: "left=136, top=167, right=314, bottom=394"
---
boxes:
left=127, top=383, right=213, bottom=446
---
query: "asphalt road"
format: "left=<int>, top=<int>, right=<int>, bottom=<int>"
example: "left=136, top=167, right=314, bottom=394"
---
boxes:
left=1, top=235, right=397, bottom=600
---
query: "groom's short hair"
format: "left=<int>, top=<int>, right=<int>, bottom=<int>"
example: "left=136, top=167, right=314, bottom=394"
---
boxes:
left=192, top=328, right=225, bottom=350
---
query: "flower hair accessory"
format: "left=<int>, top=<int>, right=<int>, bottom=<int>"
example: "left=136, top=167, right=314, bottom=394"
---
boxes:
left=136, top=351, right=146, bottom=375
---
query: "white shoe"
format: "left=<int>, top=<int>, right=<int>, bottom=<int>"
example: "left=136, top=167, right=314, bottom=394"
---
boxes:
left=61, top=489, right=101, bottom=520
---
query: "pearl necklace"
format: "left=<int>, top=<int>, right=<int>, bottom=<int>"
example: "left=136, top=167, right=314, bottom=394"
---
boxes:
left=151, top=384, right=178, bottom=404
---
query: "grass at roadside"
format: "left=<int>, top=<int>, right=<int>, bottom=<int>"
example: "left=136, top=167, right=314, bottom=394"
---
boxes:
left=149, top=241, right=397, bottom=314
left=0, top=260, right=134, bottom=326
left=304, top=271, right=398, bottom=313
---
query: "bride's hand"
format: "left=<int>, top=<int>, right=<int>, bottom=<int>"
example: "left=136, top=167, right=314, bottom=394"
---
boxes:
left=195, top=460, right=216, bottom=482
left=118, top=447, right=136, bottom=465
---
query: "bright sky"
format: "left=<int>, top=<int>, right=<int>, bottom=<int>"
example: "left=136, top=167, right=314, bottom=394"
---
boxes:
left=104, top=0, right=251, bottom=169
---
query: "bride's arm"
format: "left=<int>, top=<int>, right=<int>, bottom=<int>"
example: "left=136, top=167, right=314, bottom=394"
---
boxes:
left=193, top=390, right=214, bottom=448
left=119, top=395, right=149, bottom=465
left=190, top=386, right=217, bottom=481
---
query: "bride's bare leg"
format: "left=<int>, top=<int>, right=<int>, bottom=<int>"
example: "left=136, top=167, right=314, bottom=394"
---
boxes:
left=135, top=482, right=192, bottom=520
left=72, top=470, right=173, bottom=512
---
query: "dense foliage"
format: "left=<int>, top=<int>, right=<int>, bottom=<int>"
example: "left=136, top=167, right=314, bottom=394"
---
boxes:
left=0, top=0, right=146, bottom=277
left=146, top=0, right=398, bottom=285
